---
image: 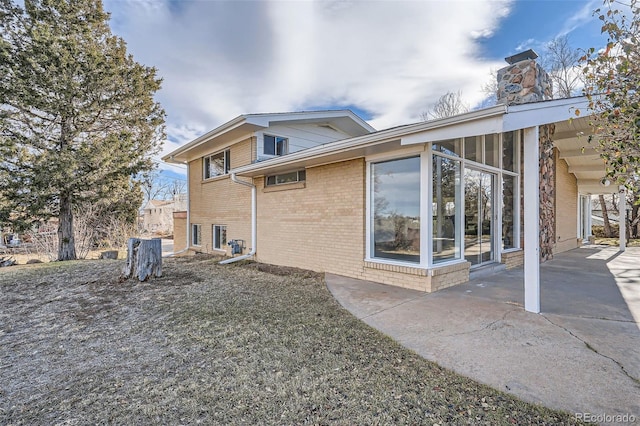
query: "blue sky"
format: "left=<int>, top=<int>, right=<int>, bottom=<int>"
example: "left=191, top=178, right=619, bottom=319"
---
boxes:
left=102, top=0, right=608, bottom=174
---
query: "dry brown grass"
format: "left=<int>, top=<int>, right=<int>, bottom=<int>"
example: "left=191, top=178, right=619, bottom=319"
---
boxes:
left=0, top=256, right=589, bottom=425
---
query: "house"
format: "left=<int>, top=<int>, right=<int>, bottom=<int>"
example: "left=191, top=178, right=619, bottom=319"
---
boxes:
left=141, top=194, right=187, bottom=234
left=163, top=50, right=623, bottom=313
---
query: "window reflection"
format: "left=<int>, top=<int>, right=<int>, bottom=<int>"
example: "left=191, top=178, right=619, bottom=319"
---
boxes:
left=432, top=155, right=461, bottom=263
left=371, top=157, right=420, bottom=263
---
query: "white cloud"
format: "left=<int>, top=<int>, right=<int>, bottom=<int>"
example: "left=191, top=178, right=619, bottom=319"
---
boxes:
left=105, top=0, right=511, bottom=159
left=558, top=0, right=601, bottom=36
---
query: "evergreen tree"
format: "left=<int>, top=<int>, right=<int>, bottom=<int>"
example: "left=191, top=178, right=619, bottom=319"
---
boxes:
left=0, top=0, right=165, bottom=260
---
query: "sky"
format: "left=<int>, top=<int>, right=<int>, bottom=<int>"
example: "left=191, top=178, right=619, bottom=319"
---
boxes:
left=102, top=0, right=609, bottom=176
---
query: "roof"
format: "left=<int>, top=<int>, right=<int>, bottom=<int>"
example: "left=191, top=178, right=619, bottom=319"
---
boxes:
left=162, top=110, right=375, bottom=164
left=229, top=97, right=613, bottom=194
left=143, top=199, right=174, bottom=210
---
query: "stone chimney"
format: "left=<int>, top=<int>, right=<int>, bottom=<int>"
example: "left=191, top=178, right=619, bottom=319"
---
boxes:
left=496, top=49, right=552, bottom=105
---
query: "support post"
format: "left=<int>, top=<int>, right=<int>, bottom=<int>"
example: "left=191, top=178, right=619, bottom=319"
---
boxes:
left=586, top=195, right=593, bottom=240
left=619, top=186, right=626, bottom=252
left=523, top=126, right=540, bottom=313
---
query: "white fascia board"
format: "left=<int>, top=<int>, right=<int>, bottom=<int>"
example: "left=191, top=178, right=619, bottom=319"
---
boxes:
left=245, top=110, right=376, bottom=132
left=503, top=97, right=592, bottom=132
left=162, top=115, right=253, bottom=162
left=401, top=115, right=505, bottom=145
left=232, top=106, right=506, bottom=175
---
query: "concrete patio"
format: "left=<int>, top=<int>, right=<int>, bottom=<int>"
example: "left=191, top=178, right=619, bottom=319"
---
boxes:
left=326, top=246, right=640, bottom=424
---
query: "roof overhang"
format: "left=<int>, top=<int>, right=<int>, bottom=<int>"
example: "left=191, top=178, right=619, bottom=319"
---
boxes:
left=213, top=97, right=613, bottom=195
left=162, top=110, right=376, bottom=164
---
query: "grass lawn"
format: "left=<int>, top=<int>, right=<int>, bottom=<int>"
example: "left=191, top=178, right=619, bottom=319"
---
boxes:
left=594, top=237, right=640, bottom=247
left=0, top=256, right=587, bottom=425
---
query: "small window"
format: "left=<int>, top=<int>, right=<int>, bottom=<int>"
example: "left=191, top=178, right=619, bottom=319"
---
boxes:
left=265, top=170, right=306, bottom=186
left=203, top=149, right=231, bottom=179
left=213, top=225, right=227, bottom=250
left=264, top=134, right=288, bottom=156
left=192, top=224, right=202, bottom=246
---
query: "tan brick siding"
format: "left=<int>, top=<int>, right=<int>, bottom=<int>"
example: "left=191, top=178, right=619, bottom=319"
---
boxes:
left=501, top=249, right=523, bottom=269
left=231, top=137, right=254, bottom=168
left=188, top=145, right=252, bottom=255
left=188, top=150, right=473, bottom=293
left=173, top=212, right=187, bottom=252
left=255, top=159, right=366, bottom=277
left=554, top=152, right=578, bottom=253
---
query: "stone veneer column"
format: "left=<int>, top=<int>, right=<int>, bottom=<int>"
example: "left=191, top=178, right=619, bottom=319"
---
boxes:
left=538, top=124, right=555, bottom=261
left=497, top=50, right=555, bottom=262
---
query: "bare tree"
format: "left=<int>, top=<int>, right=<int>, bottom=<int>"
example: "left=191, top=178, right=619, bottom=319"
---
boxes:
left=421, top=90, right=470, bottom=121
left=542, top=35, right=582, bottom=98
left=480, top=68, right=499, bottom=107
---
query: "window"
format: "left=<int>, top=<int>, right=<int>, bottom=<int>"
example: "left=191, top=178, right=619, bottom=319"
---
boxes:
left=265, top=170, right=306, bottom=186
left=463, top=134, right=499, bottom=167
left=203, top=149, right=230, bottom=179
left=192, top=224, right=202, bottom=246
left=502, top=131, right=518, bottom=172
left=371, top=157, right=421, bottom=263
left=213, top=225, right=227, bottom=250
left=433, top=138, right=461, bottom=157
left=432, top=154, right=461, bottom=264
left=264, top=134, right=288, bottom=156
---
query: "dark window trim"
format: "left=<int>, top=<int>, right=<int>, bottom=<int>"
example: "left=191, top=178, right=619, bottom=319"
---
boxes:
left=265, top=169, right=306, bottom=186
left=203, top=149, right=231, bottom=179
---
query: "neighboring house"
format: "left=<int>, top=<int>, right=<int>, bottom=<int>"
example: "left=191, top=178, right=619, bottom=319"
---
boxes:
left=164, top=50, right=621, bottom=313
left=141, top=194, right=187, bottom=234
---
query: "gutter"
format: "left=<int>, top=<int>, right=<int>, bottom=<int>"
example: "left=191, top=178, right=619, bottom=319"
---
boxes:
left=219, top=173, right=257, bottom=264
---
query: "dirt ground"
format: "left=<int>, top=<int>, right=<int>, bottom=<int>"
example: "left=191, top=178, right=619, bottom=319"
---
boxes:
left=0, top=256, right=587, bottom=425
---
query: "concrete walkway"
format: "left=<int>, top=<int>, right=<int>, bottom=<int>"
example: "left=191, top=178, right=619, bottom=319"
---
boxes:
left=326, top=246, right=640, bottom=424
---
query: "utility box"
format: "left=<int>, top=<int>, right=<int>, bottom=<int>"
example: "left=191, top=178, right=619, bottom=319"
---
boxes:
left=228, top=239, right=245, bottom=255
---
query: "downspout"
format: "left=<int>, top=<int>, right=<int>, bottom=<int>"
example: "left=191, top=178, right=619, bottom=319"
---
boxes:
left=164, top=158, right=190, bottom=257
left=219, top=173, right=256, bottom=264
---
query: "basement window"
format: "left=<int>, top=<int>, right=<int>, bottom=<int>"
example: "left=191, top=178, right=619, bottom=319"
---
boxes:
left=203, top=149, right=230, bottom=179
left=213, top=225, right=227, bottom=250
left=192, top=224, right=202, bottom=246
left=264, top=135, right=288, bottom=156
left=265, top=170, right=306, bottom=186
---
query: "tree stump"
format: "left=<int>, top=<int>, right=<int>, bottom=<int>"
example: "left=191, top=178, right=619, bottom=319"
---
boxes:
left=123, top=238, right=162, bottom=281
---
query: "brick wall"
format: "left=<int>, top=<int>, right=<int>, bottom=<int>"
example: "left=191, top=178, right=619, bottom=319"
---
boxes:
left=254, top=158, right=470, bottom=292
left=554, top=152, right=579, bottom=253
left=255, top=159, right=366, bottom=276
left=173, top=211, right=187, bottom=252
left=187, top=138, right=254, bottom=255
left=501, top=249, right=523, bottom=269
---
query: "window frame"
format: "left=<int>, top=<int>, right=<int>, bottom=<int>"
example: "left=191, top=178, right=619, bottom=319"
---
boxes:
left=265, top=169, right=306, bottom=186
left=367, top=155, right=422, bottom=265
left=203, top=149, right=231, bottom=180
left=192, top=224, right=202, bottom=246
left=263, top=134, right=289, bottom=157
left=213, top=224, right=227, bottom=250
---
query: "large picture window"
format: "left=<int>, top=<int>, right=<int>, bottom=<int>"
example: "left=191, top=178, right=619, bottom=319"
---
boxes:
left=371, top=156, right=420, bottom=263
left=204, top=149, right=230, bottom=179
left=432, top=154, right=461, bottom=264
